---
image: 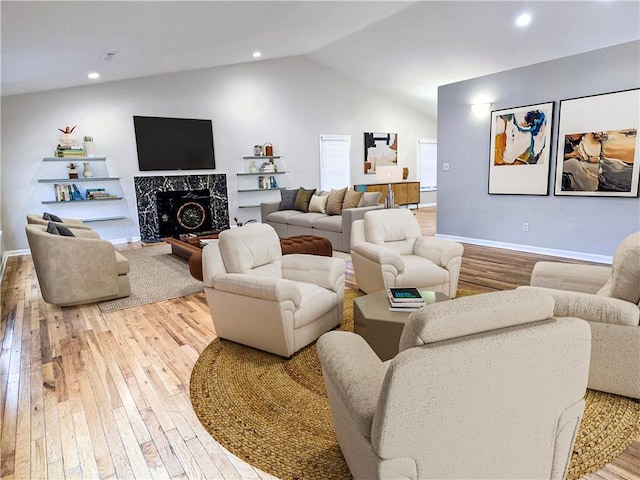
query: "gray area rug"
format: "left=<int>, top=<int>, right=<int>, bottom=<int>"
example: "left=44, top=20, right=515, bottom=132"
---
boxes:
left=98, top=243, right=204, bottom=312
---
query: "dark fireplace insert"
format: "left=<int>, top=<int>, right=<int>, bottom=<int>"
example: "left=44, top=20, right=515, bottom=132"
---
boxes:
left=156, top=189, right=213, bottom=237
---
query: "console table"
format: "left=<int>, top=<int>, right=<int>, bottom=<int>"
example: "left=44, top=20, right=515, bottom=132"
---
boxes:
left=354, top=181, right=420, bottom=208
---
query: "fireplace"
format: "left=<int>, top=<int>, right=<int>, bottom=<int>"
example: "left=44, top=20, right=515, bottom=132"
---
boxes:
left=156, top=189, right=212, bottom=237
left=134, top=174, right=229, bottom=243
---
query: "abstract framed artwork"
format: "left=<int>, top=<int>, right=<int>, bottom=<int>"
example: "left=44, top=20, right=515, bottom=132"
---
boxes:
left=488, top=102, right=554, bottom=195
left=554, top=88, right=639, bottom=197
left=364, top=132, right=398, bottom=174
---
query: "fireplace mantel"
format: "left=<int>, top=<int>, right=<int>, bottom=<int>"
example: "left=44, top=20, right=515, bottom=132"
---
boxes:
left=134, top=174, right=229, bottom=243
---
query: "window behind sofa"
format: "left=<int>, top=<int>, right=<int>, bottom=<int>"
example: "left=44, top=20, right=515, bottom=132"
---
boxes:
left=319, top=134, right=351, bottom=191
left=418, top=138, right=437, bottom=191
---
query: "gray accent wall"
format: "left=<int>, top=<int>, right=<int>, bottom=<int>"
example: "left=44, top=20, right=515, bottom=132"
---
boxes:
left=437, top=41, right=640, bottom=259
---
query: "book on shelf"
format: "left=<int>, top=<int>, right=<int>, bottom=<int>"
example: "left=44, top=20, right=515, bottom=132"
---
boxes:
left=71, top=184, right=84, bottom=201
left=387, top=287, right=425, bottom=303
left=53, top=183, right=72, bottom=201
left=55, top=147, right=86, bottom=157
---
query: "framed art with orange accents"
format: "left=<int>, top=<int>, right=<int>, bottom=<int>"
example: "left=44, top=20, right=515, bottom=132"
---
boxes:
left=554, top=89, right=639, bottom=197
left=488, top=102, right=554, bottom=195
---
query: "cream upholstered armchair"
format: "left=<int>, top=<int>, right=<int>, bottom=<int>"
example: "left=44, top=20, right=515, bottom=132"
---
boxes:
left=520, top=231, right=640, bottom=399
left=26, top=224, right=130, bottom=307
left=350, top=209, right=464, bottom=297
left=317, top=289, right=591, bottom=480
left=202, top=223, right=346, bottom=357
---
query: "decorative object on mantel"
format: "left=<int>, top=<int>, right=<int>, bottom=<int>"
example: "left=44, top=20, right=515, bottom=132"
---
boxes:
left=83, top=135, right=96, bottom=157
left=67, top=162, right=79, bottom=179
left=82, top=162, right=94, bottom=178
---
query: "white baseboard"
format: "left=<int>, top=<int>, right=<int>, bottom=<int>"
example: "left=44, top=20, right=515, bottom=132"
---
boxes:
left=112, top=236, right=140, bottom=245
left=3, top=248, right=30, bottom=258
left=1, top=249, right=30, bottom=282
left=418, top=203, right=437, bottom=208
left=435, top=234, right=613, bottom=264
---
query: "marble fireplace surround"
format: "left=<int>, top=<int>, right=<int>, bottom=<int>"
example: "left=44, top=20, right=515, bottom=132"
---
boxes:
left=134, top=174, right=229, bottom=243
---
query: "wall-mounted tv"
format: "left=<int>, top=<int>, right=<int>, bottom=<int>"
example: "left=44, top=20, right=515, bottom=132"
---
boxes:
left=133, top=116, right=216, bottom=171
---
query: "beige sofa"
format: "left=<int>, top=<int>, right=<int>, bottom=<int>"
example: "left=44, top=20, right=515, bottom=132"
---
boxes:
left=261, top=191, right=383, bottom=252
left=318, top=289, right=591, bottom=479
left=26, top=224, right=131, bottom=306
left=520, top=231, right=640, bottom=399
left=202, top=223, right=346, bottom=357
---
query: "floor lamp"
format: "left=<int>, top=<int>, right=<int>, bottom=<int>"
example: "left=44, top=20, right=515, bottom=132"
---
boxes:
left=376, top=165, right=404, bottom=209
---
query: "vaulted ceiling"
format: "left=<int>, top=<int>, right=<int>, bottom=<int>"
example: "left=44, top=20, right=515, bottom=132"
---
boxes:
left=2, top=1, right=639, bottom=117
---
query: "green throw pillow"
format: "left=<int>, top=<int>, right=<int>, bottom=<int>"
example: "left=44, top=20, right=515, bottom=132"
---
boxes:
left=294, top=187, right=316, bottom=213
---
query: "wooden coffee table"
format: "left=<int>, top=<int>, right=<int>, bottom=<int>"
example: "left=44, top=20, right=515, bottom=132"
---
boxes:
left=164, top=233, right=334, bottom=281
left=354, top=289, right=450, bottom=361
left=162, top=234, right=219, bottom=261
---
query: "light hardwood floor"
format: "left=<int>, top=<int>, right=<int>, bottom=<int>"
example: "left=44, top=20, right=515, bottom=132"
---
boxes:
left=1, top=207, right=638, bottom=479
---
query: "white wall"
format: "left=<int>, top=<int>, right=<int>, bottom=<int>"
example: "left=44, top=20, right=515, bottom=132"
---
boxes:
left=437, top=41, right=640, bottom=259
left=1, top=55, right=435, bottom=251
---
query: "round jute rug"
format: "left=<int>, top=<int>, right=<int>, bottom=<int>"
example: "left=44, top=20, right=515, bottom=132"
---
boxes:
left=190, top=289, right=640, bottom=480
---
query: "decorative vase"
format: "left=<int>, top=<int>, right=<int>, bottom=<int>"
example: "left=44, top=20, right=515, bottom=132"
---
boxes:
left=83, top=141, right=96, bottom=157
left=59, top=133, right=75, bottom=148
left=82, top=162, right=94, bottom=178
left=249, top=160, right=257, bottom=173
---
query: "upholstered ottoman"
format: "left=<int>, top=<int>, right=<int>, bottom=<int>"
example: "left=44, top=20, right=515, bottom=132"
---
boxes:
left=189, top=234, right=333, bottom=281
left=279, top=235, right=333, bottom=257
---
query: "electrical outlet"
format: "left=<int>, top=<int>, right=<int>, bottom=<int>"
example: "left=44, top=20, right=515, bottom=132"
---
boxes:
left=442, top=162, right=450, bottom=171
left=522, top=222, right=529, bottom=232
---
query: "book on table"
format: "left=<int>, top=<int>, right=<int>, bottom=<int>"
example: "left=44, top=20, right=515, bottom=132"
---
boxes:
left=387, top=287, right=426, bottom=312
left=387, top=287, right=425, bottom=303
left=388, top=302, right=425, bottom=312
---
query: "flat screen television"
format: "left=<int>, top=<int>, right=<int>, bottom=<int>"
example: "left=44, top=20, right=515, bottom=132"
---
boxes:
left=133, top=116, right=216, bottom=171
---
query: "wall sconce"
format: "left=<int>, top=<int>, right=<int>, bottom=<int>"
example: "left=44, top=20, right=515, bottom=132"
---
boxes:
left=471, top=102, right=492, bottom=118
left=376, top=165, right=403, bottom=208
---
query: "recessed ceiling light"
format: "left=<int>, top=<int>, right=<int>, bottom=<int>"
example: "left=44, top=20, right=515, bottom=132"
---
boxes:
left=516, top=13, right=532, bottom=27
left=87, top=72, right=100, bottom=79
left=252, top=51, right=262, bottom=58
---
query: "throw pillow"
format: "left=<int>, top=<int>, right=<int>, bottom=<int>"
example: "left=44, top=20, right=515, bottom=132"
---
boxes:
left=343, top=189, right=364, bottom=209
left=279, top=188, right=299, bottom=211
left=43, top=212, right=63, bottom=223
left=46, top=221, right=75, bottom=237
left=294, top=187, right=316, bottom=213
left=325, top=187, right=348, bottom=215
left=308, top=194, right=329, bottom=214
left=358, top=191, right=383, bottom=207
